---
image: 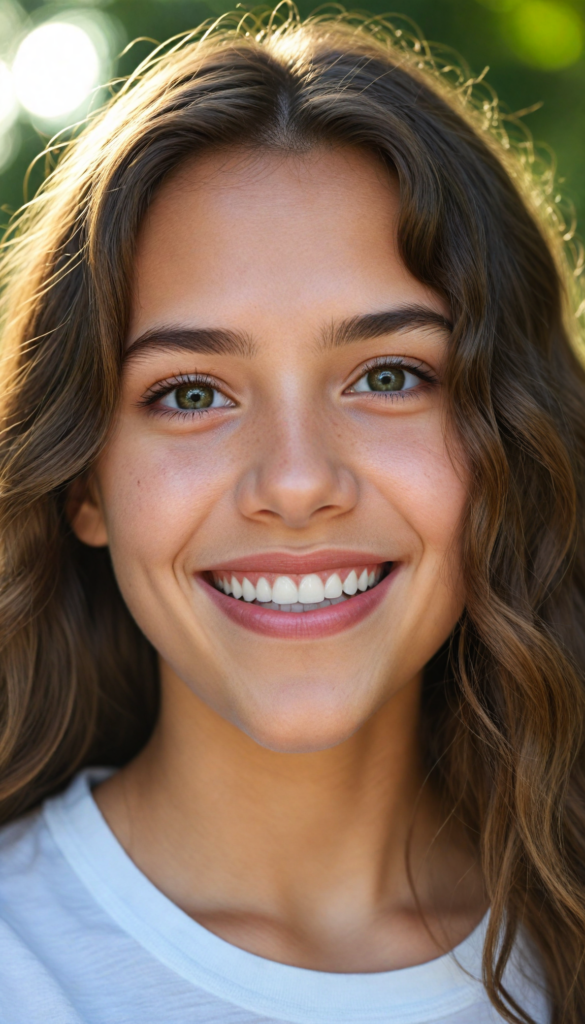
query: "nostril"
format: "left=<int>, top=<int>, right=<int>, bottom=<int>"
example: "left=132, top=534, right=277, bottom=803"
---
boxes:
left=235, top=462, right=359, bottom=526
left=254, top=509, right=284, bottom=522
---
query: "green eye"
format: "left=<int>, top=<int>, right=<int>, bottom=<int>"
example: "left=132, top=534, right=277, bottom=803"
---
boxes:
left=156, top=378, right=233, bottom=414
left=366, top=367, right=405, bottom=392
left=175, top=384, right=214, bottom=409
left=350, top=363, right=421, bottom=395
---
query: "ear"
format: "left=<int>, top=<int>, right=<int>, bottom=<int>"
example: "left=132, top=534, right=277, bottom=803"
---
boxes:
left=67, top=475, right=109, bottom=548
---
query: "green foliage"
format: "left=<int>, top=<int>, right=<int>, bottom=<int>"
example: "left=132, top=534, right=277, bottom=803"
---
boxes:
left=503, top=0, right=584, bottom=70
left=1, top=0, right=584, bottom=234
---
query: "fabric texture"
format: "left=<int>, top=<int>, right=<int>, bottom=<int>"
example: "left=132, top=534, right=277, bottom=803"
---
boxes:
left=0, top=769, right=549, bottom=1024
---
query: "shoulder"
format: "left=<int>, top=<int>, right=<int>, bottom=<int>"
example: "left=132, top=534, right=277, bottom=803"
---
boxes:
left=0, top=807, right=86, bottom=1022
left=0, top=797, right=93, bottom=945
left=0, top=805, right=53, bottom=893
left=0, top=771, right=118, bottom=929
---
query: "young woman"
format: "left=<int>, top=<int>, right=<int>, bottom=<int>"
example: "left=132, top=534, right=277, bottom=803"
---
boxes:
left=0, top=9, right=582, bottom=1023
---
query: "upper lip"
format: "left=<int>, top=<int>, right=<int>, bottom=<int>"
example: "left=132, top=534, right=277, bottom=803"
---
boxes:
left=203, top=549, right=391, bottom=575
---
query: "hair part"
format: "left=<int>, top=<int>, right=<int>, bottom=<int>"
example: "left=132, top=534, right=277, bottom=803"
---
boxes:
left=0, top=7, right=584, bottom=1022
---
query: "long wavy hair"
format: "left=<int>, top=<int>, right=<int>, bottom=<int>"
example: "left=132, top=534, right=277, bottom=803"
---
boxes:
left=0, top=7, right=583, bottom=1021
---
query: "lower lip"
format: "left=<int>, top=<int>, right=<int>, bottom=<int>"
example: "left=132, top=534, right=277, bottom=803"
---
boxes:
left=198, top=567, right=397, bottom=639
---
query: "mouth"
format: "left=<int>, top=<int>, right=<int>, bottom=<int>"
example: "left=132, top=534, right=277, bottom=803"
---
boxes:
left=198, top=555, right=397, bottom=639
left=208, top=563, right=388, bottom=611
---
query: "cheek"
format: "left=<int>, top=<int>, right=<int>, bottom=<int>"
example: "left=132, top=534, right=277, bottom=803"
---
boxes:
left=361, top=420, right=467, bottom=671
left=96, top=427, right=236, bottom=574
left=354, top=413, right=468, bottom=557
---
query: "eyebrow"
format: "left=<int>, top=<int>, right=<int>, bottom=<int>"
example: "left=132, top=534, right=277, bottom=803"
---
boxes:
left=125, top=326, right=256, bottom=361
left=321, top=305, right=452, bottom=349
left=124, top=304, right=451, bottom=362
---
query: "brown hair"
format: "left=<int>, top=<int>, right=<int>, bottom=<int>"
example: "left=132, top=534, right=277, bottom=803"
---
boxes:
left=0, top=7, right=583, bottom=1021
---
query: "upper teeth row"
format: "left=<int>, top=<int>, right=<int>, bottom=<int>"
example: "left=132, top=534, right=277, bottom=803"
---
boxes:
left=215, top=569, right=379, bottom=605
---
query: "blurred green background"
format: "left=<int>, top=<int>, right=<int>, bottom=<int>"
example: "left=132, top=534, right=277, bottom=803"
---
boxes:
left=0, top=0, right=583, bottom=224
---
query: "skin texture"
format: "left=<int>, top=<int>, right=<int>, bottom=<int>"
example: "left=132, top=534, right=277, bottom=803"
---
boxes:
left=73, top=146, right=486, bottom=972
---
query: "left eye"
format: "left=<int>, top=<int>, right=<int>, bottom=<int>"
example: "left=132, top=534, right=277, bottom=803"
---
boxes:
left=160, top=382, right=232, bottom=411
left=349, top=365, right=420, bottom=393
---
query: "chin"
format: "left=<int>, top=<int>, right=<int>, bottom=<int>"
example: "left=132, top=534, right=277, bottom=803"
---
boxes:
left=238, top=684, right=368, bottom=754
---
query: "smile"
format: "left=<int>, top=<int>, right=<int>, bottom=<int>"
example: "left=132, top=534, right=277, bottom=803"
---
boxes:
left=199, top=554, right=397, bottom=639
left=210, top=564, right=386, bottom=612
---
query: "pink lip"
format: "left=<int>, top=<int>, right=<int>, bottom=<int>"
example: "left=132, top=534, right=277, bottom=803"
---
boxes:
left=205, top=549, right=388, bottom=575
left=198, top=566, right=397, bottom=639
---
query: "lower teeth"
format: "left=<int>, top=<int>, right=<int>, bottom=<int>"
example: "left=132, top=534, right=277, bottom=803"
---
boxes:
left=257, top=596, right=350, bottom=612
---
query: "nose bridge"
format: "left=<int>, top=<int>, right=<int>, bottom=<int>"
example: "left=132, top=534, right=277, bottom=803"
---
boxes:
left=236, top=379, right=357, bottom=527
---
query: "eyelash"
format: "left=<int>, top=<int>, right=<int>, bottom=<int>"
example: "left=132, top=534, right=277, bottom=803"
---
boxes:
left=346, top=357, right=438, bottom=397
left=138, top=373, right=232, bottom=419
left=139, top=359, right=439, bottom=418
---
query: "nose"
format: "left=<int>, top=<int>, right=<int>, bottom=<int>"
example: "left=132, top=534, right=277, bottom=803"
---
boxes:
left=235, top=410, right=359, bottom=530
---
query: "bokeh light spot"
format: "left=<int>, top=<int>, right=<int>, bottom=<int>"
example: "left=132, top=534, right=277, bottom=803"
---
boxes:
left=12, top=22, right=100, bottom=120
left=503, top=0, right=583, bottom=70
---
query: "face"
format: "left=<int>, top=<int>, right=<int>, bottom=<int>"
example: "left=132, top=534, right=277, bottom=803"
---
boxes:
left=74, top=146, right=467, bottom=753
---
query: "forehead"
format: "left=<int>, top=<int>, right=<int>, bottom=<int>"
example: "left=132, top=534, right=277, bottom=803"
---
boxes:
left=129, top=146, right=445, bottom=342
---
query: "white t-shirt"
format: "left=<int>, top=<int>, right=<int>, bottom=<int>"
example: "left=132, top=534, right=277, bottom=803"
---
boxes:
left=0, top=768, right=549, bottom=1024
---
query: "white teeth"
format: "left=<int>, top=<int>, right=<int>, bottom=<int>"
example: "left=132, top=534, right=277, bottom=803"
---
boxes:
left=217, top=565, right=386, bottom=606
left=298, top=573, right=325, bottom=604
left=255, top=577, right=272, bottom=602
left=342, top=570, right=358, bottom=596
left=324, top=573, right=343, bottom=599
left=272, top=576, right=299, bottom=604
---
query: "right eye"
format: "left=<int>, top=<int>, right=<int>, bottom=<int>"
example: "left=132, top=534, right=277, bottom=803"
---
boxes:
left=158, top=380, right=233, bottom=412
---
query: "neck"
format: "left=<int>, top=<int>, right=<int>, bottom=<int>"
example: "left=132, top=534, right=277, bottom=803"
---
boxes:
left=95, top=663, right=485, bottom=972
